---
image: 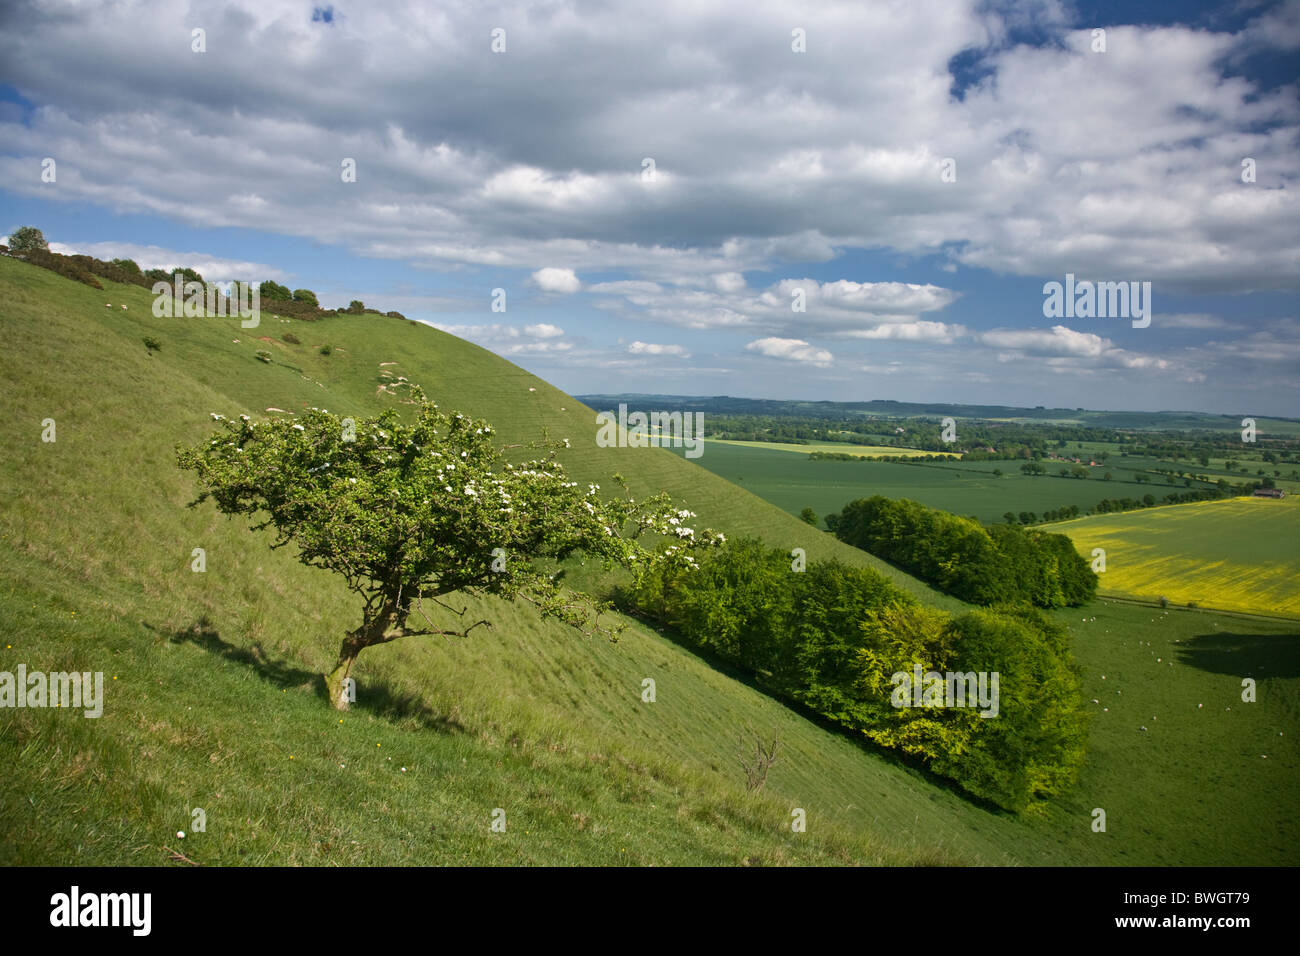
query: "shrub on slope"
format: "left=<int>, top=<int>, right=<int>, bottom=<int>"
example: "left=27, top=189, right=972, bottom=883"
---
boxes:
left=178, top=390, right=725, bottom=709
left=827, top=496, right=1097, bottom=608
left=623, top=538, right=1089, bottom=811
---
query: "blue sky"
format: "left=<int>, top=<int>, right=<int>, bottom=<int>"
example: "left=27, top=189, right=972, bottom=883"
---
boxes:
left=1, top=0, right=1297, bottom=415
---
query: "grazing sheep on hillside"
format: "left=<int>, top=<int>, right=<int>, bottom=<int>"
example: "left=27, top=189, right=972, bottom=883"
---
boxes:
left=121, top=304, right=128, bottom=310
left=105, top=303, right=112, bottom=308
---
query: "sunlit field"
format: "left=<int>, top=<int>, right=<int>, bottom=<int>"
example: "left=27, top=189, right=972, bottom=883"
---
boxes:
left=1053, top=498, right=1300, bottom=618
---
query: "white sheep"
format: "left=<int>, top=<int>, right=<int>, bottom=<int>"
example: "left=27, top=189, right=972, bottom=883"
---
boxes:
left=120, top=304, right=127, bottom=310
left=105, top=303, right=112, bottom=308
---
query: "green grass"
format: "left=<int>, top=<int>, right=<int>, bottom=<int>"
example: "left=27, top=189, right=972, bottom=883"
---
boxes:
left=670, top=441, right=1192, bottom=525
left=1, top=256, right=1296, bottom=866
left=1028, top=600, right=1298, bottom=865
left=0, top=565, right=928, bottom=866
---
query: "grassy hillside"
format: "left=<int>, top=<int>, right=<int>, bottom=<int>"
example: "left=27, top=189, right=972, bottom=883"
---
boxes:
left=1053, top=498, right=1300, bottom=618
left=0, top=256, right=960, bottom=867
left=0, top=259, right=959, bottom=609
left=2, top=256, right=1296, bottom=866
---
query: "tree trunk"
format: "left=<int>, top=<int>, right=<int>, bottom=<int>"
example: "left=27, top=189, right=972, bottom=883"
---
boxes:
left=323, top=600, right=409, bottom=710
left=324, top=629, right=368, bottom=711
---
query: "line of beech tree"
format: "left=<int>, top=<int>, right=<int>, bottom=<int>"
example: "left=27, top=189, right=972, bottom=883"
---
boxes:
left=3, top=226, right=408, bottom=320
left=808, top=451, right=960, bottom=462
left=622, top=538, right=1089, bottom=812
left=824, top=496, right=1098, bottom=607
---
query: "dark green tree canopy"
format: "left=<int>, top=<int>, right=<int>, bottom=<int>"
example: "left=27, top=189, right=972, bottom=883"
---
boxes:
left=829, top=495, right=1096, bottom=608
left=258, top=280, right=292, bottom=301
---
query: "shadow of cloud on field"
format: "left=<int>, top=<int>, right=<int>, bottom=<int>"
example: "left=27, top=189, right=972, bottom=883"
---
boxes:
left=157, top=617, right=466, bottom=734
left=1174, top=630, right=1300, bottom=679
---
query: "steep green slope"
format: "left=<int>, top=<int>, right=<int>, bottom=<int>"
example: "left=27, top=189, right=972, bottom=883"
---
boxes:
left=0, top=257, right=972, bottom=866
left=2, top=257, right=1295, bottom=866
left=4, top=259, right=955, bottom=606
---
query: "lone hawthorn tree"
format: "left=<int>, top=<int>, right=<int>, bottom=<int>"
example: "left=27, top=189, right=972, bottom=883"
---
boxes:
left=178, top=387, right=721, bottom=709
left=7, top=225, right=48, bottom=255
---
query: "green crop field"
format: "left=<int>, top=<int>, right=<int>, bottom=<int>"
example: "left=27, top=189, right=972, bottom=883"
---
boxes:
left=2, top=256, right=1297, bottom=866
left=1052, top=498, right=1300, bottom=618
left=672, top=441, right=1184, bottom=526
left=711, top=439, right=961, bottom=458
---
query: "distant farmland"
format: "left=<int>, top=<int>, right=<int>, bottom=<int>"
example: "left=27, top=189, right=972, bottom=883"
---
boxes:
left=673, top=441, right=1184, bottom=525
left=1053, top=497, right=1300, bottom=618
left=711, top=439, right=961, bottom=458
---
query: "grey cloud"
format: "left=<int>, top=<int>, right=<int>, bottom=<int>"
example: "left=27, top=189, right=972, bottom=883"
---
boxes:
left=0, top=1, right=1293, bottom=292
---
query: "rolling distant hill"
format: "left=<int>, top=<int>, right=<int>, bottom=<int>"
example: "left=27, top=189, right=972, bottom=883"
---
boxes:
left=578, top=393, right=1300, bottom=434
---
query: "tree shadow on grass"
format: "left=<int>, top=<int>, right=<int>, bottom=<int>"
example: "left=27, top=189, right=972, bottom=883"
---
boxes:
left=1174, top=630, right=1300, bottom=679
left=157, top=617, right=466, bottom=734
left=158, top=617, right=318, bottom=689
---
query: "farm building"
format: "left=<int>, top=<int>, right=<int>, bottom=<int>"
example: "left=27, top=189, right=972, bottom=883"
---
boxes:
left=1252, top=488, right=1286, bottom=498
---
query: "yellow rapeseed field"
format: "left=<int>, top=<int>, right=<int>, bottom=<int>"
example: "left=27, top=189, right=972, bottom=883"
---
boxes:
left=1055, top=497, right=1300, bottom=618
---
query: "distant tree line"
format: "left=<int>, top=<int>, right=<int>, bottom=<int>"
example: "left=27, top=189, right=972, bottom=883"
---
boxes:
left=3, top=226, right=408, bottom=321
left=1128, top=439, right=1298, bottom=465
left=702, top=406, right=1299, bottom=465
left=1016, top=480, right=1267, bottom=527
left=622, top=538, right=1089, bottom=812
left=808, top=451, right=960, bottom=463
left=707, top=412, right=1125, bottom=458
left=824, top=496, right=1097, bottom=608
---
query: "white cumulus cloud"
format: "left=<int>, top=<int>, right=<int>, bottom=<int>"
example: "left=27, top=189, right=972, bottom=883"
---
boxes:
left=980, top=325, right=1108, bottom=357
left=628, top=341, right=691, bottom=358
left=531, top=267, right=581, bottom=294
left=746, top=337, right=833, bottom=366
